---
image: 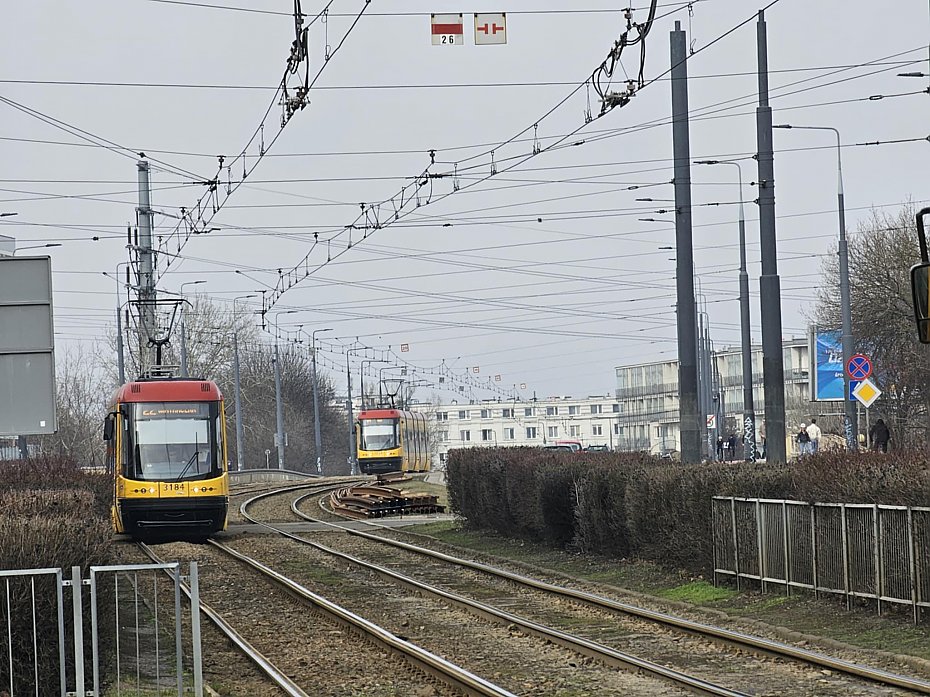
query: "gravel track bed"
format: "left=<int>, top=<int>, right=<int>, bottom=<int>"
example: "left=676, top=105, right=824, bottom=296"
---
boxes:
left=334, top=520, right=930, bottom=687
left=229, top=479, right=361, bottom=525
left=296, top=530, right=910, bottom=697
left=115, top=542, right=284, bottom=697
left=226, top=534, right=689, bottom=696
left=135, top=539, right=456, bottom=696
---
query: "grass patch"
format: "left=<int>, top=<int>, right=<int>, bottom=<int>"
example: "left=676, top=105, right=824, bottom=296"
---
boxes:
left=658, top=581, right=736, bottom=604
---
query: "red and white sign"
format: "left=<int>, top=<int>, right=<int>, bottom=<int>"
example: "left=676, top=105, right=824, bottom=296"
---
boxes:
left=431, top=13, right=464, bottom=46
left=474, top=12, right=506, bottom=45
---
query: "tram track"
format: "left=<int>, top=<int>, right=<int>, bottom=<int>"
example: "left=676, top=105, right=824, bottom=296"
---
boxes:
left=268, top=487, right=930, bottom=696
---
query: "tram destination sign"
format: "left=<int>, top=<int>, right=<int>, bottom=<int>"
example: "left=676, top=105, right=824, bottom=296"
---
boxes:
left=0, top=256, right=57, bottom=436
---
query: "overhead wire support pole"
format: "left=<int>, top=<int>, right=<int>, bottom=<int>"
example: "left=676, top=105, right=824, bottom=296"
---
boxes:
left=136, top=160, right=156, bottom=373
left=311, top=327, right=333, bottom=475
left=670, top=20, right=701, bottom=464
left=756, top=10, right=787, bottom=464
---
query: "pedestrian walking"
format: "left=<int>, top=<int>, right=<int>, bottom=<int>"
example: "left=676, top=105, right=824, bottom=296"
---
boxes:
left=869, top=418, right=891, bottom=453
left=806, top=418, right=821, bottom=454
left=716, top=436, right=724, bottom=462
left=796, top=423, right=811, bottom=457
left=727, top=433, right=738, bottom=462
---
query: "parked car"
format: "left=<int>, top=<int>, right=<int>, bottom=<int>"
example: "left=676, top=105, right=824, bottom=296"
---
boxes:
left=584, top=444, right=610, bottom=452
left=542, top=444, right=576, bottom=452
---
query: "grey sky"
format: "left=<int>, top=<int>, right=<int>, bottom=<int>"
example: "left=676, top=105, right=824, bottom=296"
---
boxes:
left=1, top=0, right=928, bottom=400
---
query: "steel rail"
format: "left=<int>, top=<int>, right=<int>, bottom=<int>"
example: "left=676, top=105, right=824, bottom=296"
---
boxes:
left=292, top=493, right=930, bottom=696
left=236, top=508, right=747, bottom=696
left=138, top=543, right=310, bottom=697
left=208, top=539, right=517, bottom=697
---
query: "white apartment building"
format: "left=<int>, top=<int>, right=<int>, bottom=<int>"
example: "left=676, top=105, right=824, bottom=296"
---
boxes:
left=411, top=394, right=622, bottom=469
left=410, top=338, right=811, bottom=467
left=615, top=337, right=810, bottom=457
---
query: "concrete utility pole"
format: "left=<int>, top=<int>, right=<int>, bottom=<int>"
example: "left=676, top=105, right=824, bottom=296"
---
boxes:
left=311, top=328, right=333, bottom=475
left=272, top=310, right=298, bottom=470
left=670, top=21, right=701, bottom=463
left=232, top=294, right=256, bottom=471
left=755, top=11, right=787, bottom=464
left=346, top=347, right=366, bottom=475
left=696, top=160, right=756, bottom=460
left=774, top=124, right=858, bottom=451
left=136, top=161, right=156, bottom=371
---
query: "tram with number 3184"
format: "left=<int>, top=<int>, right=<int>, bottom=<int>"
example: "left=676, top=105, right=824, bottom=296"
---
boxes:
left=104, top=378, right=230, bottom=539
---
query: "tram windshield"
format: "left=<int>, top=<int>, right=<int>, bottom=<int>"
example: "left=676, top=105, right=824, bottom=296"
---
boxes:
left=124, top=402, right=222, bottom=481
left=359, top=418, right=398, bottom=451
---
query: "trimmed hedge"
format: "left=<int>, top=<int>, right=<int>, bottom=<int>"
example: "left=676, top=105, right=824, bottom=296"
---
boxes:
left=0, top=456, right=114, bottom=694
left=447, top=448, right=930, bottom=573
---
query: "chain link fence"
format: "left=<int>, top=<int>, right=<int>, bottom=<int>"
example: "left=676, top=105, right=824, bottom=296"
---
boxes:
left=713, top=497, right=930, bottom=624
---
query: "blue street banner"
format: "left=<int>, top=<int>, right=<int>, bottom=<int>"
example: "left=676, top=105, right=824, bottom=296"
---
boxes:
left=811, top=327, right=844, bottom=401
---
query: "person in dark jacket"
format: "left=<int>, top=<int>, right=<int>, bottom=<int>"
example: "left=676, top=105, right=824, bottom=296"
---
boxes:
left=727, top=433, right=738, bottom=462
left=869, top=419, right=891, bottom=453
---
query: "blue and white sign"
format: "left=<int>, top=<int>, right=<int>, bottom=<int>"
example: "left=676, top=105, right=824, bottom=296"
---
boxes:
left=811, top=328, right=844, bottom=401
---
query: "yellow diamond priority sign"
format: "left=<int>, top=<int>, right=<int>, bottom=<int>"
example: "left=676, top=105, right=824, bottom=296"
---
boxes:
left=852, top=378, right=881, bottom=408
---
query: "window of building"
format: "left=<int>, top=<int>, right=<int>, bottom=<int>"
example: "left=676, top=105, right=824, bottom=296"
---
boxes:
left=590, top=404, right=602, bottom=414
left=460, top=430, right=470, bottom=442
left=438, top=431, right=448, bottom=442
left=592, top=424, right=603, bottom=436
left=480, top=409, right=491, bottom=419
left=612, top=403, right=620, bottom=413
left=546, top=406, right=558, bottom=416
left=547, top=426, right=559, bottom=438
left=615, top=424, right=623, bottom=435
left=481, top=429, right=494, bottom=442
left=502, top=408, right=513, bottom=418
left=568, top=405, right=579, bottom=415
left=458, top=410, right=469, bottom=420
left=504, top=428, right=515, bottom=440
left=439, top=453, right=447, bottom=463
left=524, top=407, right=534, bottom=417
left=435, top=412, right=448, bottom=421
left=569, top=425, right=580, bottom=437
left=526, top=427, right=537, bottom=439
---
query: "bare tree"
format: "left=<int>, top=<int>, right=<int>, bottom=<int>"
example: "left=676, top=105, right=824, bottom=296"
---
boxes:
left=36, top=344, right=110, bottom=466
left=816, top=203, right=929, bottom=446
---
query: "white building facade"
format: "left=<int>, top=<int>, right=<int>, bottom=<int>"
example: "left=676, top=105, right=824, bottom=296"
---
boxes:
left=615, top=338, right=810, bottom=457
left=412, top=394, right=622, bottom=469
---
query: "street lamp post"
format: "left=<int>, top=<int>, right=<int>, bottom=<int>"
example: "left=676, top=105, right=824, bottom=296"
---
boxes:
left=103, top=262, right=133, bottom=384
left=179, top=280, right=207, bottom=377
left=774, top=124, right=858, bottom=450
left=311, top=328, right=333, bottom=475
left=361, top=359, right=388, bottom=410
left=272, top=310, right=299, bottom=469
left=13, top=243, right=62, bottom=255
left=232, top=294, right=257, bottom=471
left=695, top=159, right=757, bottom=460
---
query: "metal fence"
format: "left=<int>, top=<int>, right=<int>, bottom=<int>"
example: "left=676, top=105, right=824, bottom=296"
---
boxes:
left=712, top=497, right=930, bottom=624
left=0, top=562, right=203, bottom=696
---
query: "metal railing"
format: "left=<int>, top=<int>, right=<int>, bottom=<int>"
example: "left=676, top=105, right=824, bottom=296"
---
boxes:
left=0, top=562, right=202, bottom=696
left=713, top=497, right=930, bottom=624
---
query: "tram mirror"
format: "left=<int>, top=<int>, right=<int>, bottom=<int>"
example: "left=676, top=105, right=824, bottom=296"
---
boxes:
left=910, top=262, right=930, bottom=343
left=102, top=413, right=117, bottom=441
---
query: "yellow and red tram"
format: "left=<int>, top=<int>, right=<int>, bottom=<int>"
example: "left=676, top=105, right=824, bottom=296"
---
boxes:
left=104, top=378, right=230, bottom=539
left=356, top=408, right=430, bottom=475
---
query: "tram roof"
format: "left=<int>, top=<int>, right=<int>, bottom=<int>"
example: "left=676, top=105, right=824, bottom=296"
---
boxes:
left=112, top=379, right=223, bottom=404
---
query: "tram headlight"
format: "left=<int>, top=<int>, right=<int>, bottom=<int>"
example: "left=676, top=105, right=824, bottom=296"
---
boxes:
left=149, top=488, right=156, bottom=494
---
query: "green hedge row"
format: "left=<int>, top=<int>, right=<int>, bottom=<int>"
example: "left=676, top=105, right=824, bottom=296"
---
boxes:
left=0, top=456, right=114, bottom=694
left=446, top=448, right=930, bottom=572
